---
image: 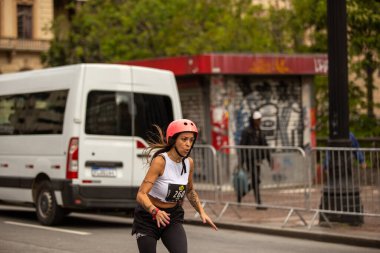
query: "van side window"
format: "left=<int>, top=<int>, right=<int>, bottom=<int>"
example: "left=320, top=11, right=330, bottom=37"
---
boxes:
left=134, top=93, right=173, bottom=141
left=85, top=91, right=173, bottom=139
left=0, top=90, right=68, bottom=135
left=86, top=91, right=133, bottom=136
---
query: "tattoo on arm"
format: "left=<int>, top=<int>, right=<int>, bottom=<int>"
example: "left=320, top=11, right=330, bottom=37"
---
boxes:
left=138, top=186, right=153, bottom=212
left=143, top=179, right=154, bottom=185
left=187, top=189, right=201, bottom=213
left=138, top=191, right=152, bottom=211
left=145, top=204, right=153, bottom=212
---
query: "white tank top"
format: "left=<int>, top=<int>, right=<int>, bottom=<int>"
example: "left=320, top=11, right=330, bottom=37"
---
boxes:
left=148, top=152, right=190, bottom=203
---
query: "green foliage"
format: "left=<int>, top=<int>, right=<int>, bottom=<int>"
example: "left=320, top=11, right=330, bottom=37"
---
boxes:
left=347, top=0, right=380, bottom=57
left=347, top=0, right=380, bottom=118
left=288, top=0, right=327, bottom=53
left=43, top=0, right=380, bottom=138
left=314, top=75, right=380, bottom=138
left=43, top=0, right=279, bottom=65
left=314, top=75, right=328, bottom=136
left=289, top=0, right=380, bottom=138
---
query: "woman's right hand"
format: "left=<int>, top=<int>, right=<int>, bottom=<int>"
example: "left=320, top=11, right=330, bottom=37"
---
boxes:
left=155, top=209, right=171, bottom=228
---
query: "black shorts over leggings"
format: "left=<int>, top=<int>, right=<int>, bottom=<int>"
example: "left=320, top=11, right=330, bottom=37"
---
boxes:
left=132, top=204, right=187, bottom=253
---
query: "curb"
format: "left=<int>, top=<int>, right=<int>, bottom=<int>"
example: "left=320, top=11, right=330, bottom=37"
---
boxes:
left=184, top=219, right=380, bottom=249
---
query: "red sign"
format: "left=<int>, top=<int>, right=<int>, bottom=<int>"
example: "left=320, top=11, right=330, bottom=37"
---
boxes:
left=121, top=53, right=328, bottom=76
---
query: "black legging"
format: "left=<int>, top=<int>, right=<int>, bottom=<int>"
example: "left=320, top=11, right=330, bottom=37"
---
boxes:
left=137, top=222, right=187, bottom=253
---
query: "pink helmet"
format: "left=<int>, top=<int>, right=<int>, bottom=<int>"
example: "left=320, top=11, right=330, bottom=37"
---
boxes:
left=166, top=119, right=198, bottom=143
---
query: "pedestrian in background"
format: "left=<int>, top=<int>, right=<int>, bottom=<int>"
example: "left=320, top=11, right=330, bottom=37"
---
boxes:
left=239, top=111, right=270, bottom=210
left=349, top=132, right=367, bottom=169
left=132, top=119, right=217, bottom=253
left=323, top=132, right=367, bottom=171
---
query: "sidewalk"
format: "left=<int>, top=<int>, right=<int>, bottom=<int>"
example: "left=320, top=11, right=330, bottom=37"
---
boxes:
left=182, top=202, right=380, bottom=249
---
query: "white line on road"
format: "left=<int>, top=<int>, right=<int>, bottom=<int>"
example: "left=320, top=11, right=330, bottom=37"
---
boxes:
left=4, top=221, right=91, bottom=235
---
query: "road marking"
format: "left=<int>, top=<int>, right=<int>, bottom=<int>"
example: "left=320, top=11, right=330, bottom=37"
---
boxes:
left=4, top=221, right=91, bottom=235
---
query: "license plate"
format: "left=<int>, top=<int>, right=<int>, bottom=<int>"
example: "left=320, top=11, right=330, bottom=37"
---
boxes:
left=91, top=167, right=117, bottom=177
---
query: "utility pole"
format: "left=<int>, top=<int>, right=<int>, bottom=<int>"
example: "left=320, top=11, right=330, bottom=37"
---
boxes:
left=320, top=0, right=363, bottom=225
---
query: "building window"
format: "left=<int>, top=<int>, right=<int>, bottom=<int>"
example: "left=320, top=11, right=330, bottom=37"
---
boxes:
left=17, top=4, right=33, bottom=39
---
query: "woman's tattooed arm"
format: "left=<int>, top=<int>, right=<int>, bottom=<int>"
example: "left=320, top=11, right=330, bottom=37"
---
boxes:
left=186, top=157, right=204, bottom=214
left=186, top=185, right=202, bottom=214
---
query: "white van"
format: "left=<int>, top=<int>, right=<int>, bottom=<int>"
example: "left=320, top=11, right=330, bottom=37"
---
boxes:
left=0, top=64, right=182, bottom=225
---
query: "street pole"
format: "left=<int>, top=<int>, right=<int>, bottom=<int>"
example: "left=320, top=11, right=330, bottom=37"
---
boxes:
left=320, top=0, right=363, bottom=225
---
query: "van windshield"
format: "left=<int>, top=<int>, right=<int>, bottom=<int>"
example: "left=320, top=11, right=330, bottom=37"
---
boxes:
left=85, top=91, right=174, bottom=140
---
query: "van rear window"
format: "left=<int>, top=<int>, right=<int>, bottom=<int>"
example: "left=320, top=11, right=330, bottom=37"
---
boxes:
left=0, top=90, right=68, bottom=135
left=85, top=91, right=174, bottom=139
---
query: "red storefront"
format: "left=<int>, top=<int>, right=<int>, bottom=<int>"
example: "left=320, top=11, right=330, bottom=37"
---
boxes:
left=121, top=53, right=327, bottom=149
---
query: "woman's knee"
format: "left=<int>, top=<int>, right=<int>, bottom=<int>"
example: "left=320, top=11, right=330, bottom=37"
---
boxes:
left=161, top=223, right=187, bottom=253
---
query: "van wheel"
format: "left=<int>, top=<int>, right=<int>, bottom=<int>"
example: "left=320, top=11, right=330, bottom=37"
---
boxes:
left=36, top=182, right=64, bottom=226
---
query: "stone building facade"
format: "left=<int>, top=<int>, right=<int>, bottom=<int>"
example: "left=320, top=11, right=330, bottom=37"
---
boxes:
left=0, top=0, right=53, bottom=73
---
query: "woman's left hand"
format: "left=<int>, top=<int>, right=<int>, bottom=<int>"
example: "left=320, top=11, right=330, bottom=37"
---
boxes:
left=200, top=212, right=218, bottom=231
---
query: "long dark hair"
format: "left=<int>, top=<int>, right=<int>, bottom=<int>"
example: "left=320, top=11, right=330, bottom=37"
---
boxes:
left=144, top=125, right=174, bottom=164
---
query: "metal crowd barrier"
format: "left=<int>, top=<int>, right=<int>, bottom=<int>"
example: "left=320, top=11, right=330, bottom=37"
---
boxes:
left=191, top=145, right=218, bottom=202
left=309, top=147, right=380, bottom=226
left=190, top=144, right=219, bottom=218
left=216, top=145, right=309, bottom=224
left=189, top=144, right=380, bottom=228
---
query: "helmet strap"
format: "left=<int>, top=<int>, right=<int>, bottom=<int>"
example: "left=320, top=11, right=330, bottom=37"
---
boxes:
left=174, top=146, right=185, bottom=158
left=174, top=146, right=187, bottom=175
left=173, top=134, right=197, bottom=175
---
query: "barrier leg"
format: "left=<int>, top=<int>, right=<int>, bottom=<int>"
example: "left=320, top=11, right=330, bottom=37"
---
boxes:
left=217, top=203, right=230, bottom=220
left=194, top=201, right=218, bottom=218
left=308, top=210, right=332, bottom=230
left=295, top=210, right=308, bottom=226
left=319, top=212, right=333, bottom=228
left=282, top=209, right=308, bottom=228
left=282, top=209, right=295, bottom=227
left=230, top=205, right=242, bottom=219
left=194, top=202, right=207, bottom=218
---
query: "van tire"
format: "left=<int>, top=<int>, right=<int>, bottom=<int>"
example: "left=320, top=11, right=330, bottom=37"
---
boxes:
left=36, top=181, right=64, bottom=226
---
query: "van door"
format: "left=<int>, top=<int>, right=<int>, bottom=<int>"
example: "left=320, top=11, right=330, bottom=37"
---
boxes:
left=131, top=93, right=175, bottom=186
left=130, top=67, right=180, bottom=186
left=82, top=90, right=135, bottom=187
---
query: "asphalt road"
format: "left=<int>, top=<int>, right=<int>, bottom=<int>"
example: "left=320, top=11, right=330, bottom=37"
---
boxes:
left=0, top=204, right=378, bottom=253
